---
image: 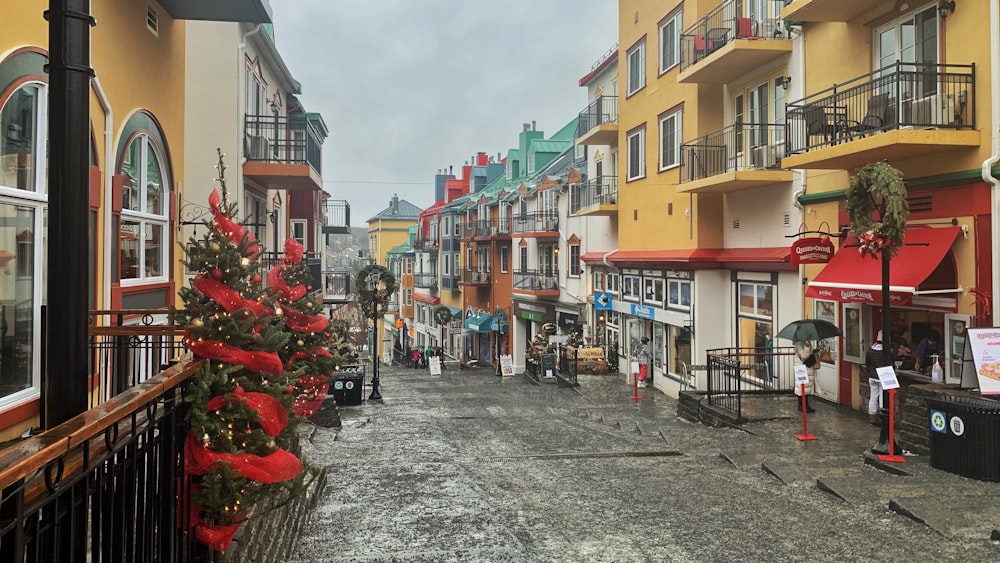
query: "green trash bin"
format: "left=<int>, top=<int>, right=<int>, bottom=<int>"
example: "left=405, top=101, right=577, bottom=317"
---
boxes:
left=331, top=370, right=365, bottom=406
left=926, top=395, right=1000, bottom=481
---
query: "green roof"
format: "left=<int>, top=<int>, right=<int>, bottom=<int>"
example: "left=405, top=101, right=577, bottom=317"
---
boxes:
left=529, top=140, right=571, bottom=153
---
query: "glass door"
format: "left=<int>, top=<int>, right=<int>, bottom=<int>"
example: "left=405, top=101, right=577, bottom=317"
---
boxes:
left=944, top=313, right=971, bottom=384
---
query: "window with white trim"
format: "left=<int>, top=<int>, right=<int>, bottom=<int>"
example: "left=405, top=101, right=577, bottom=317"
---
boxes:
left=622, top=271, right=641, bottom=302
left=667, top=279, right=692, bottom=310
left=607, top=272, right=620, bottom=294
left=593, top=271, right=605, bottom=291
left=120, top=134, right=169, bottom=282
left=519, top=246, right=528, bottom=272
left=659, top=12, right=681, bottom=73
left=627, top=40, right=646, bottom=96
left=659, top=109, right=682, bottom=170
left=644, top=275, right=664, bottom=305
left=500, top=246, right=509, bottom=273
left=569, top=244, right=581, bottom=276
left=627, top=127, right=645, bottom=181
left=291, top=220, right=306, bottom=247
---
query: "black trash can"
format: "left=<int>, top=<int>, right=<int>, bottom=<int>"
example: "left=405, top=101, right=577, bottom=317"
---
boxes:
left=331, top=370, right=365, bottom=406
left=926, top=395, right=1000, bottom=481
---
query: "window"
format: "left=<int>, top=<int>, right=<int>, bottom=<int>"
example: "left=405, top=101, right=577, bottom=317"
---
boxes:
left=622, top=271, right=641, bottom=302
left=498, top=202, right=510, bottom=234
left=875, top=5, right=939, bottom=101
left=519, top=246, right=528, bottom=272
left=245, top=63, right=265, bottom=117
left=453, top=216, right=460, bottom=237
left=477, top=247, right=489, bottom=272
left=658, top=12, right=681, bottom=73
left=607, top=272, right=620, bottom=294
left=244, top=192, right=266, bottom=245
left=653, top=323, right=665, bottom=370
left=569, top=244, right=581, bottom=276
left=291, top=220, right=306, bottom=247
left=444, top=254, right=451, bottom=276
left=627, top=127, right=646, bottom=181
left=405, top=288, right=412, bottom=306
left=500, top=246, right=509, bottom=273
left=466, top=246, right=472, bottom=270
left=429, top=219, right=438, bottom=241
left=667, top=279, right=692, bottom=310
left=119, top=134, right=168, bottom=282
left=528, top=153, right=535, bottom=174
left=1, top=83, right=47, bottom=193
left=668, top=325, right=692, bottom=377
left=659, top=109, right=682, bottom=170
left=405, top=259, right=413, bottom=274
left=627, top=40, right=646, bottom=96
left=644, top=275, right=664, bottom=305
left=593, top=271, right=605, bottom=292
left=540, top=189, right=557, bottom=214
left=575, top=143, right=586, bottom=161
left=454, top=252, right=460, bottom=272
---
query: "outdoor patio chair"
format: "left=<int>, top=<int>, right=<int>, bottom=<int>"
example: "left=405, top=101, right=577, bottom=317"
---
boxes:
left=803, top=106, right=837, bottom=145
left=734, top=17, right=757, bottom=39
left=846, top=93, right=897, bottom=134
left=693, top=35, right=711, bottom=60
left=707, top=27, right=731, bottom=51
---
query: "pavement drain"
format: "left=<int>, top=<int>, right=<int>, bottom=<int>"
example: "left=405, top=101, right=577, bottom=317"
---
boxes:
left=485, top=450, right=683, bottom=462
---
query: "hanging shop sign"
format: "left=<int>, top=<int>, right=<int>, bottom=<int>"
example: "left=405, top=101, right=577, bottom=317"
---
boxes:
left=514, top=300, right=556, bottom=323
left=791, top=237, right=835, bottom=265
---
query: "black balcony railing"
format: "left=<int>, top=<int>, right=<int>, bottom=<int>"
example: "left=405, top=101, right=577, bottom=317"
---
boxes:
left=413, top=273, right=438, bottom=288
left=513, top=269, right=559, bottom=292
left=706, top=346, right=797, bottom=419
left=0, top=360, right=207, bottom=562
left=461, top=269, right=491, bottom=285
left=413, top=237, right=439, bottom=250
left=322, top=269, right=352, bottom=302
left=260, top=251, right=322, bottom=291
left=680, top=0, right=788, bottom=71
left=570, top=176, right=618, bottom=214
left=786, top=61, right=976, bottom=154
left=458, top=222, right=477, bottom=240
left=441, top=274, right=461, bottom=291
left=88, top=309, right=187, bottom=408
left=244, top=114, right=323, bottom=174
left=512, top=211, right=559, bottom=235
left=576, top=95, right=619, bottom=138
left=322, top=199, right=350, bottom=234
left=679, top=123, right=786, bottom=182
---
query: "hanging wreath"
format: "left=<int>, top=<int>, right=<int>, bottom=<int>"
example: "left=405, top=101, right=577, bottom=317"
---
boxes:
left=356, top=264, right=397, bottom=320
left=846, top=162, right=908, bottom=258
left=433, top=305, right=453, bottom=326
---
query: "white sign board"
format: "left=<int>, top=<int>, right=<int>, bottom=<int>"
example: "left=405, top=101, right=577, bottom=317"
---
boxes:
left=500, top=355, right=514, bottom=377
left=793, top=365, right=809, bottom=384
left=549, top=335, right=569, bottom=344
left=965, top=328, right=1000, bottom=395
left=876, top=365, right=900, bottom=390
left=429, top=356, right=442, bottom=375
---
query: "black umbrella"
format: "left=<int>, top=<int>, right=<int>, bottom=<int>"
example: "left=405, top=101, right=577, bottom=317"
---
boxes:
left=776, top=319, right=842, bottom=342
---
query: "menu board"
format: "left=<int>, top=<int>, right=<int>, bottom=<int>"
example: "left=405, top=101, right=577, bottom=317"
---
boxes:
left=964, top=328, right=1000, bottom=395
left=500, top=354, right=514, bottom=376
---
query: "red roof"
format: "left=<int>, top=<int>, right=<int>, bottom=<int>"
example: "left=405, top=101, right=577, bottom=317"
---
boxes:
left=582, top=247, right=791, bottom=269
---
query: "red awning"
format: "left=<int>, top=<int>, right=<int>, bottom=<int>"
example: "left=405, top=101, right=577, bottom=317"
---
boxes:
left=805, top=226, right=961, bottom=306
left=582, top=247, right=791, bottom=269
left=413, top=292, right=440, bottom=305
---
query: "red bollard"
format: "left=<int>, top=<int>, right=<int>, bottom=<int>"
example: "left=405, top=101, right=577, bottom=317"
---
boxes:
left=795, top=383, right=817, bottom=441
left=877, top=388, right=906, bottom=463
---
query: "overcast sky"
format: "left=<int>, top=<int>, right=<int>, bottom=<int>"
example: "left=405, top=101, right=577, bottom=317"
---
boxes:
left=270, top=0, right=618, bottom=222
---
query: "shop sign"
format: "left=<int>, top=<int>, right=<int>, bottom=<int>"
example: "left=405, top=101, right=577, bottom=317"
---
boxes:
left=514, top=300, right=556, bottom=322
left=631, top=304, right=654, bottom=320
left=964, top=328, right=1000, bottom=395
left=791, top=237, right=834, bottom=265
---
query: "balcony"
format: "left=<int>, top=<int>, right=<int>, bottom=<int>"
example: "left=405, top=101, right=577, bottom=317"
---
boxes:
left=575, top=96, right=619, bottom=146
left=458, top=221, right=477, bottom=241
left=512, top=212, right=559, bottom=237
left=460, top=269, right=491, bottom=287
left=678, top=124, right=793, bottom=194
left=321, top=199, right=351, bottom=235
left=570, top=176, right=618, bottom=216
left=678, top=0, right=792, bottom=84
left=413, top=237, right=439, bottom=251
left=471, top=217, right=512, bottom=240
left=413, top=272, right=438, bottom=289
left=512, top=269, right=560, bottom=296
left=261, top=251, right=321, bottom=292
left=321, top=269, right=352, bottom=304
left=441, top=274, right=461, bottom=291
left=243, top=114, right=324, bottom=191
left=780, top=0, right=888, bottom=23
left=783, top=62, right=979, bottom=171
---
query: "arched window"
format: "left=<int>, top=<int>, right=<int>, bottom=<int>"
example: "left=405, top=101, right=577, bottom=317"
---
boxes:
left=1, top=82, right=47, bottom=193
left=119, top=134, right=168, bottom=282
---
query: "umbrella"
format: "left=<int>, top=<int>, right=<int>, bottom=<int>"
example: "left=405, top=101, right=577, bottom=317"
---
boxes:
left=776, top=319, right=842, bottom=342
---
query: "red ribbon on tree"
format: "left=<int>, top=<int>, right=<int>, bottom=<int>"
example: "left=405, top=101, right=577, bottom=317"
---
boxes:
left=268, top=264, right=307, bottom=302
left=283, top=238, right=303, bottom=265
left=209, top=190, right=260, bottom=259
left=279, top=303, right=329, bottom=333
left=185, top=432, right=303, bottom=483
left=206, top=387, right=288, bottom=437
left=187, top=339, right=283, bottom=377
left=194, top=520, right=243, bottom=553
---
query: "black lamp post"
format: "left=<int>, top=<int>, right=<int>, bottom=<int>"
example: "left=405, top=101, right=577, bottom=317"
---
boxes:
left=367, top=269, right=384, bottom=401
left=358, top=264, right=394, bottom=401
left=867, top=190, right=900, bottom=456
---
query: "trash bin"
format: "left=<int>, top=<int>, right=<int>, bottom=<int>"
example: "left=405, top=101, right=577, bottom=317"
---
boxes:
left=331, top=370, right=365, bottom=406
left=926, top=395, right=1000, bottom=481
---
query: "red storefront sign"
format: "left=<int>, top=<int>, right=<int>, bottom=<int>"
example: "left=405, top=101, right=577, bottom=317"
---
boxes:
left=790, top=237, right=834, bottom=265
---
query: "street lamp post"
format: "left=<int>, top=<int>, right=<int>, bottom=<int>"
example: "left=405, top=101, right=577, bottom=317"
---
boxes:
left=357, top=264, right=395, bottom=402
left=367, top=269, right=384, bottom=401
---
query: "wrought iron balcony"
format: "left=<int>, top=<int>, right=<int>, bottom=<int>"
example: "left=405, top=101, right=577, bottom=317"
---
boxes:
left=678, top=123, right=794, bottom=193
left=512, top=212, right=559, bottom=236
left=783, top=62, right=978, bottom=170
left=322, top=269, right=352, bottom=304
left=413, top=237, right=439, bottom=251
left=512, top=269, right=560, bottom=294
left=460, top=269, right=491, bottom=286
left=243, top=114, right=324, bottom=191
left=570, top=176, right=618, bottom=215
left=576, top=95, right=619, bottom=145
left=322, top=199, right=351, bottom=235
left=679, top=0, right=791, bottom=83
left=413, top=273, right=438, bottom=288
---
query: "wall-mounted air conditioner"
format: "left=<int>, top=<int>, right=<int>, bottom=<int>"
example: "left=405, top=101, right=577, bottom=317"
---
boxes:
left=248, top=135, right=271, bottom=160
left=910, top=93, right=955, bottom=126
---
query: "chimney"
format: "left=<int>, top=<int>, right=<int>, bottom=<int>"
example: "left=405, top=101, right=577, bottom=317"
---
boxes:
left=532, top=120, right=536, bottom=130
left=523, top=122, right=531, bottom=131
left=450, top=165, right=453, bottom=175
left=391, top=193, right=399, bottom=214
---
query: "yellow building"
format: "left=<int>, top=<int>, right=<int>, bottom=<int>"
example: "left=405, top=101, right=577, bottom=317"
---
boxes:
left=367, top=194, right=421, bottom=360
left=0, top=1, right=270, bottom=442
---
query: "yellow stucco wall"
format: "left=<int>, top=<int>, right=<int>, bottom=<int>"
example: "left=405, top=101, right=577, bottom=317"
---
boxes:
left=368, top=218, right=416, bottom=264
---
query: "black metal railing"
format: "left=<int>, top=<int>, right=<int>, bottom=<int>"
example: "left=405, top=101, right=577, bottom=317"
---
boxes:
left=88, top=309, right=187, bottom=408
left=461, top=269, right=491, bottom=285
left=260, top=251, right=322, bottom=291
left=680, top=0, right=788, bottom=71
left=413, top=273, right=438, bottom=288
left=512, top=212, right=559, bottom=234
left=786, top=62, right=975, bottom=154
left=322, top=269, right=352, bottom=302
left=576, top=95, right=619, bottom=138
left=244, top=114, right=323, bottom=174
left=706, top=346, right=797, bottom=419
left=513, top=269, right=559, bottom=291
left=0, top=360, right=207, bottom=562
left=570, top=176, right=618, bottom=214
left=680, top=123, right=786, bottom=182
left=458, top=222, right=477, bottom=241
left=322, top=199, right=350, bottom=233
left=413, top=237, right=439, bottom=250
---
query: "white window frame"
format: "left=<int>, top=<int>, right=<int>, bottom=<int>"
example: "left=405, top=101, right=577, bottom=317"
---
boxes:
left=120, top=134, right=169, bottom=285
left=291, top=219, right=306, bottom=247
left=659, top=109, right=682, bottom=171
left=622, top=272, right=641, bottom=302
left=569, top=244, right=581, bottom=277
left=607, top=272, right=620, bottom=295
left=658, top=12, right=681, bottom=74
left=627, top=40, right=646, bottom=96
left=500, top=246, right=509, bottom=273
left=667, top=279, right=692, bottom=311
left=627, top=127, right=646, bottom=181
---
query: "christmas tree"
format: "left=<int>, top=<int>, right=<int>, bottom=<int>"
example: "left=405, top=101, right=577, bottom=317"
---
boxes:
left=175, top=150, right=304, bottom=552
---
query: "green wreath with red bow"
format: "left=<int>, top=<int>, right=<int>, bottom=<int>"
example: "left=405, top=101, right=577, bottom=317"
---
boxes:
left=846, top=162, right=908, bottom=259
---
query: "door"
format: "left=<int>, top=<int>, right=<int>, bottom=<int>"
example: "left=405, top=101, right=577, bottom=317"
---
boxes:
left=840, top=303, right=865, bottom=405
left=944, top=313, right=971, bottom=384
left=627, top=318, right=644, bottom=383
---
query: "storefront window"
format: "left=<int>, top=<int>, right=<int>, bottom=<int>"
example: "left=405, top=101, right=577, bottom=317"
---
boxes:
left=653, top=323, right=665, bottom=369
left=669, top=324, right=692, bottom=375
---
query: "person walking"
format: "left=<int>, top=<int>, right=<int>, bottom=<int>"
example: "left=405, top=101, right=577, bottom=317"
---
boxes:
left=635, top=336, right=651, bottom=388
left=865, top=330, right=890, bottom=425
left=793, top=340, right=819, bottom=413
